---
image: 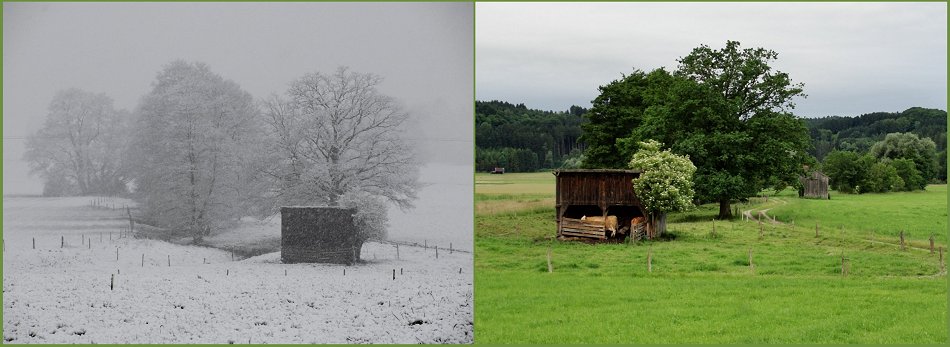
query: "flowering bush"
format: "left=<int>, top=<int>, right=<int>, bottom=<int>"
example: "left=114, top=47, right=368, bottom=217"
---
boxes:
left=628, top=140, right=696, bottom=214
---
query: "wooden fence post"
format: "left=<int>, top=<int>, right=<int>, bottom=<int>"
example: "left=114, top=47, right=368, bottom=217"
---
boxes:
left=450, top=243, right=453, bottom=254
left=929, top=234, right=935, bottom=254
left=899, top=230, right=905, bottom=251
left=815, top=222, right=819, bottom=238
left=61, top=235, right=64, bottom=248
left=167, top=254, right=170, bottom=267
left=141, top=254, right=144, bottom=267
left=33, top=238, right=35, bottom=250
left=940, top=247, right=944, bottom=271
left=116, top=247, right=119, bottom=261
left=748, top=248, right=754, bottom=273
left=392, top=269, right=395, bottom=280
left=110, top=274, right=114, bottom=291
left=396, top=244, right=400, bottom=260
left=547, top=247, right=553, bottom=273
left=435, top=246, right=439, bottom=259
left=127, top=207, right=134, bottom=235
left=841, top=254, right=848, bottom=277
left=647, top=248, right=653, bottom=273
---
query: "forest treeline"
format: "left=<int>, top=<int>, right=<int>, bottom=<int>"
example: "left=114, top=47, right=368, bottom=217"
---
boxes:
left=475, top=101, right=946, bottom=178
left=474, top=100, right=587, bottom=172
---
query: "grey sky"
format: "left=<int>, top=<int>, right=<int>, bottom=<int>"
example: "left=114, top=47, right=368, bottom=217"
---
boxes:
left=3, top=2, right=473, bottom=195
left=476, top=2, right=947, bottom=116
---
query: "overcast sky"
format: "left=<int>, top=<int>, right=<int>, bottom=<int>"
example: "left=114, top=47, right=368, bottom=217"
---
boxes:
left=3, top=2, right=473, bottom=195
left=477, top=2, right=947, bottom=116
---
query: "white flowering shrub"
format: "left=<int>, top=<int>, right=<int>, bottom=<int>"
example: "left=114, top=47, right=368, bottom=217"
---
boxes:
left=628, top=140, right=697, bottom=215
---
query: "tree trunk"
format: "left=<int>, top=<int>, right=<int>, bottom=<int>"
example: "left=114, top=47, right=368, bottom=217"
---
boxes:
left=718, top=198, right=732, bottom=220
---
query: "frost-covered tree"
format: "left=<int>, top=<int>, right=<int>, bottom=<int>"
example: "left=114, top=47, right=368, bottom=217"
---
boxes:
left=263, top=67, right=419, bottom=207
left=262, top=67, right=419, bottom=251
left=628, top=140, right=696, bottom=235
left=128, top=61, right=261, bottom=242
left=24, top=89, right=129, bottom=196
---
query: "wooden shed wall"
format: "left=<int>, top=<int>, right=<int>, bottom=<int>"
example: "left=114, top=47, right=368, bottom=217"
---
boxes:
left=800, top=172, right=829, bottom=199
left=281, top=207, right=358, bottom=264
left=554, top=170, right=649, bottom=240
left=555, top=171, right=642, bottom=208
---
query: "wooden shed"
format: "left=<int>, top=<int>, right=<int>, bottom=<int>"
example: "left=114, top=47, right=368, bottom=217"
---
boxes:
left=281, top=206, right=359, bottom=264
left=554, top=169, right=654, bottom=241
left=799, top=171, right=830, bottom=199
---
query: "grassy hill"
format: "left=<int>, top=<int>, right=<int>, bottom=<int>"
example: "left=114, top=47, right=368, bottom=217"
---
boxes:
left=474, top=172, right=947, bottom=343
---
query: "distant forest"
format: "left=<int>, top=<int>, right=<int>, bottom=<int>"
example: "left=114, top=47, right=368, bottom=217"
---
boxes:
left=806, top=107, right=946, bottom=161
left=475, top=101, right=947, bottom=178
left=475, top=100, right=587, bottom=172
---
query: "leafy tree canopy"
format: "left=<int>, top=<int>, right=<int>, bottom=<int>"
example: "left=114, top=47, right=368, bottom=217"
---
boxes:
left=583, top=41, right=811, bottom=219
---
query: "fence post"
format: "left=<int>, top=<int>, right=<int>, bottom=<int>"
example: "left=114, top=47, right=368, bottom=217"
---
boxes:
left=110, top=274, right=114, bottom=291
left=929, top=234, right=935, bottom=254
left=899, top=230, right=905, bottom=251
left=647, top=247, right=653, bottom=273
left=940, top=247, right=944, bottom=271
left=33, top=238, right=35, bottom=250
left=127, top=207, right=134, bottom=235
left=167, top=254, right=170, bottom=267
left=815, top=222, right=819, bottom=238
left=450, top=243, right=453, bottom=254
left=749, top=248, right=754, bottom=274
left=841, top=254, right=848, bottom=277
left=392, top=269, right=395, bottom=280
left=396, top=244, right=400, bottom=260
left=547, top=247, right=553, bottom=273
left=141, top=254, right=144, bottom=267
left=61, top=235, right=64, bottom=248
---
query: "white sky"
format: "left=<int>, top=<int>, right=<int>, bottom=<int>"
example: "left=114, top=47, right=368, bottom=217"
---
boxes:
left=3, top=2, right=474, bottom=195
left=476, top=2, right=947, bottom=116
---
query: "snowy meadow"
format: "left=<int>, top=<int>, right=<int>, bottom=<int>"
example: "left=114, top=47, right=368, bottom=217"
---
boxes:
left=2, top=186, right=472, bottom=343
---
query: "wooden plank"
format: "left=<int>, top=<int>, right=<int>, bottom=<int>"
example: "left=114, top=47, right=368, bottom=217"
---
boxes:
left=560, top=224, right=603, bottom=232
left=562, top=227, right=604, bottom=235
left=561, top=230, right=606, bottom=239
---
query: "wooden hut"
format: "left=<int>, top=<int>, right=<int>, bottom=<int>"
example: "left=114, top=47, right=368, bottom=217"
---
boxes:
left=554, top=169, right=654, bottom=241
left=799, top=171, right=830, bottom=199
left=281, top=206, right=359, bottom=264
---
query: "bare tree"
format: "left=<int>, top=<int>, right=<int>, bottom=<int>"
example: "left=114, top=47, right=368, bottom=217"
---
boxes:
left=24, top=89, right=129, bottom=196
left=264, top=67, right=419, bottom=208
left=263, top=67, right=420, bottom=250
left=128, top=61, right=262, bottom=242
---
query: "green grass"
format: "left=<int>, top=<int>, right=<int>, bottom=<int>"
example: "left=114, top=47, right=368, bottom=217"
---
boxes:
left=765, top=185, right=948, bottom=244
left=474, top=173, right=948, bottom=344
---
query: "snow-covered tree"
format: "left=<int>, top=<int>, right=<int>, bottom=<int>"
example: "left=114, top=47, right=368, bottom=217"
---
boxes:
left=24, top=89, right=129, bottom=196
left=263, top=67, right=420, bottom=210
left=128, top=61, right=262, bottom=242
left=628, top=140, right=697, bottom=235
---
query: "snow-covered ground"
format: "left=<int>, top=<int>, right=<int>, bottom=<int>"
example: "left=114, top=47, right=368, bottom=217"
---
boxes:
left=2, top=195, right=473, bottom=343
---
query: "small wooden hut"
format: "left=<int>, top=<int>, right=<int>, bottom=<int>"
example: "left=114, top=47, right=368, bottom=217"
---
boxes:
left=554, top=169, right=655, bottom=241
left=799, top=171, right=830, bottom=199
left=281, top=206, right=359, bottom=264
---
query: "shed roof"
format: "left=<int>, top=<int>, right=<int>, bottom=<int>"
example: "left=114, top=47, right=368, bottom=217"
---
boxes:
left=554, top=169, right=642, bottom=176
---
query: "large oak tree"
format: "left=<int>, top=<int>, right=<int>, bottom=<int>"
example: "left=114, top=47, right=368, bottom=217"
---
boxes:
left=583, top=41, right=811, bottom=219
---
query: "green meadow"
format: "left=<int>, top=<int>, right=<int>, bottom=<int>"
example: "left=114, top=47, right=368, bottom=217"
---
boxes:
left=474, top=172, right=948, bottom=344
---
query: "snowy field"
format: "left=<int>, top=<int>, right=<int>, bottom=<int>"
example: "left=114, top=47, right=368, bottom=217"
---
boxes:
left=2, top=193, right=473, bottom=343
